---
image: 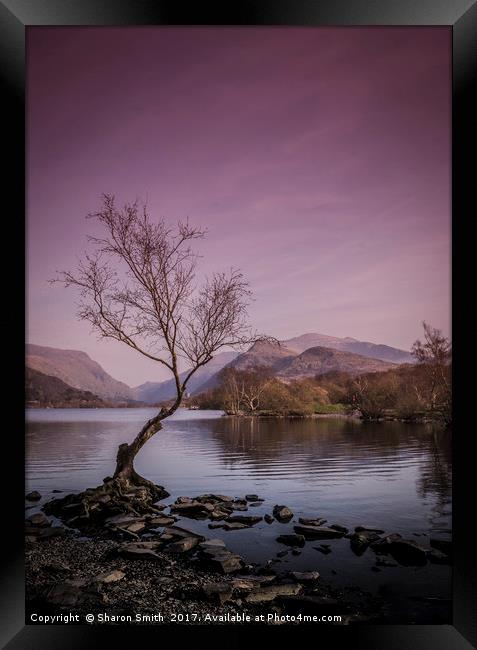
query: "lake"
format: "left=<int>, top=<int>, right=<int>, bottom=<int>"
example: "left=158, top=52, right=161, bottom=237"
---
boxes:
left=26, top=407, right=452, bottom=622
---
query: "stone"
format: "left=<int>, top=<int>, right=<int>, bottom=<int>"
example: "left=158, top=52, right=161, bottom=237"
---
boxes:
left=355, top=526, right=385, bottom=534
left=126, top=522, right=146, bottom=534
left=167, top=537, right=199, bottom=553
left=370, top=533, right=403, bottom=553
left=26, top=491, right=41, bottom=501
left=200, top=551, right=244, bottom=574
left=105, top=514, right=145, bottom=526
left=245, top=495, right=264, bottom=502
left=120, top=546, right=161, bottom=561
left=202, top=582, right=234, bottom=604
left=170, top=501, right=213, bottom=517
left=199, top=539, right=226, bottom=551
left=245, top=583, right=302, bottom=603
left=294, top=525, right=345, bottom=540
left=290, top=571, right=320, bottom=584
left=222, top=522, right=249, bottom=531
left=147, top=516, right=175, bottom=527
left=264, top=514, right=274, bottom=524
left=428, top=548, right=450, bottom=565
left=299, top=517, right=327, bottom=527
left=276, top=550, right=288, bottom=558
left=93, top=570, right=126, bottom=584
left=387, top=539, right=428, bottom=566
left=208, top=523, right=225, bottom=529
left=225, top=515, right=263, bottom=526
left=26, top=512, right=51, bottom=527
left=350, top=530, right=381, bottom=554
left=115, top=527, right=140, bottom=541
left=314, top=545, right=332, bottom=555
left=329, top=524, right=348, bottom=534
left=38, top=527, right=66, bottom=540
left=276, top=534, right=305, bottom=547
left=273, top=505, right=293, bottom=522
left=166, top=526, right=205, bottom=541
left=195, top=494, right=234, bottom=503
left=209, top=510, right=229, bottom=520
left=291, top=549, right=301, bottom=556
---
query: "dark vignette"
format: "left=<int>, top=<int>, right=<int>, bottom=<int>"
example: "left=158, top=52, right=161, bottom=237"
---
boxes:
left=0, top=0, right=475, bottom=648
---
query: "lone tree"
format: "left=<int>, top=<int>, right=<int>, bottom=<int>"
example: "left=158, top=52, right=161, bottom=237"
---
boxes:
left=55, top=195, right=260, bottom=495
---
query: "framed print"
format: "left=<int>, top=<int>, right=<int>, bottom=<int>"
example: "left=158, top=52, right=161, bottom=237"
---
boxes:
left=1, top=1, right=476, bottom=648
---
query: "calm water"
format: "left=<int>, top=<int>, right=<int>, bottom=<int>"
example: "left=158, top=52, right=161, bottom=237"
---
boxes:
left=26, top=408, right=452, bottom=621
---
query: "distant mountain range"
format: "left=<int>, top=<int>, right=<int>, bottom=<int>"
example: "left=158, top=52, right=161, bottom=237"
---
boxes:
left=26, top=344, right=134, bottom=401
left=25, top=333, right=413, bottom=406
left=26, top=367, right=109, bottom=407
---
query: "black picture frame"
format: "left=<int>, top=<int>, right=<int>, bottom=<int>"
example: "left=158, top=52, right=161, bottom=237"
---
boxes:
left=1, top=1, right=475, bottom=648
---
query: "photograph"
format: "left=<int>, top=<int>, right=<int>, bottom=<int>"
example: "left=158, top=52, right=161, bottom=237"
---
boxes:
left=25, top=25, right=453, bottom=627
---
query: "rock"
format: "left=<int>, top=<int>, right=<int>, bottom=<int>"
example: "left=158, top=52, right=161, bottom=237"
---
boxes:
left=195, top=494, right=234, bottom=504
left=209, top=510, right=229, bottom=520
left=199, top=538, right=227, bottom=551
left=370, top=533, right=403, bottom=553
left=38, top=527, right=66, bottom=540
left=329, top=524, right=348, bottom=534
left=105, top=514, right=145, bottom=526
left=249, top=502, right=263, bottom=508
left=93, top=570, right=126, bottom=584
left=202, top=582, right=233, bottom=604
left=25, top=512, right=51, bottom=527
left=371, top=536, right=428, bottom=566
left=42, top=560, right=70, bottom=573
left=273, top=505, right=293, bottom=522
left=166, top=526, right=205, bottom=541
left=245, top=583, right=302, bottom=603
left=294, top=525, right=345, bottom=540
left=199, top=550, right=244, bottom=574
left=26, top=491, right=41, bottom=501
left=291, top=549, right=301, bottom=556
left=167, top=537, right=199, bottom=553
left=170, top=501, right=213, bottom=517
left=126, top=522, right=146, bottom=534
left=245, top=495, right=264, bottom=502
left=120, top=546, right=161, bottom=561
left=430, top=537, right=452, bottom=556
left=52, top=489, right=63, bottom=493
left=208, top=523, right=225, bottom=529
left=45, top=580, right=105, bottom=607
left=231, top=499, right=249, bottom=511
left=147, top=516, right=175, bottom=527
left=225, top=515, right=263, bottom=526
left=350, top=530, right=381, bottom=554
left=233, top=574, right=276, bottom=589
left=222, top=522, right=249, bottom=531
left=314, top=545, right=332, bottom=555
left=298, top=517, right=327, bottom=526
left=276, top=550, right=288, bottom=558
left=290, top=571, right=320, bottom=584
left=176, top=496, right=193, bottom=504
left=264, top=514, right=274, bottom=524
left=276, top=534, right=305, bottom=547
left=355, top=526, right=385, bottom=534
left=428, top=548, right=450, bottom=565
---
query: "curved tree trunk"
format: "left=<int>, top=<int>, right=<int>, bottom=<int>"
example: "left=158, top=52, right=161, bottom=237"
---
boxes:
left=113, top=414, right=164, bottom=487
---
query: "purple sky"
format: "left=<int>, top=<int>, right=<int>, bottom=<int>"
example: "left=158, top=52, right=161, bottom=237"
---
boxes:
left=27, top=27, right=451, bottom=386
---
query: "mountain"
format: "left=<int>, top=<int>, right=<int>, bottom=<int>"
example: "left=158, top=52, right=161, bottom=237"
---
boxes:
left=283, top=332, right=413, bottom=364
left=134, top=350, right=240, bottom=404
left=26, top=344, right=133, bottom=401
left=277, top=346, right=395, bottom=380
left=26, top=367, right=108, bottom=407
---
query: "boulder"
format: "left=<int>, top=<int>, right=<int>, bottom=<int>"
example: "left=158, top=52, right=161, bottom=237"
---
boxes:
left=120, top=546, right=161, bottom=561
left=289, top=571, right=320, bottom=584
left=245, top=495, right=264, bottom=502
left=93, top=570, right=126, bottom=584
left=126, top=522, right=146, bottom=534
left=147, top=516, right=176, bottom=527
left=166, top=526, right=205, bottom=541
left=355, top=526, right=385, bottom=534
left=299, top=517, right=327, bottom=527
left=26, top=491, right=41, bottom=501
left=222, top=522, right=249, bottom=531
left=329, top=524, right=348, bottom=534
left=245, top=583, right=302, bottom=603
left=264, top=514, right=274, bottom=524
left=314, top=545, right=332, bottom=555
left=294, top=525, right=345, bottom=540
left=350, top=530, right=381, bottom=554
left=199, top=550, right=244, bottom=574
left=170, top=501, right=213, bottom=517
left=387, top=539, right=428, bottom=566
left=166, top=537, right=200, bottom=553
left=26, top=512, right=51, bottom=527
left=225, top=515, right=263, bottom=526
left=273, top=505, right=293, bottom=522
left=276, top=534, right=305, bottom=547
left=202, top=582, right=234, bottom=604
left=370, top=533, right=403, bottom=553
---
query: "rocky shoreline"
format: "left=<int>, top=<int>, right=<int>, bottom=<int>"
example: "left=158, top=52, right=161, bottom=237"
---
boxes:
left=25, top=488, right=451, bottom=625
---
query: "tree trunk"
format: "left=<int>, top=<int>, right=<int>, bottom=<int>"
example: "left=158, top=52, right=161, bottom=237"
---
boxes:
left=113, top=415, right=163, bottom=487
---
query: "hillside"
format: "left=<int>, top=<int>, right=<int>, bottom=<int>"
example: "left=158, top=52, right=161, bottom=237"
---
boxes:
left=134, top=350, right=239, bottom=404
left=26, top=367, right=108, bottom=408
left=26, top=344, right=133, bottom=401
left=283, top=333, right=412, bottom=364
left=277, top=346, right=395, bottom=380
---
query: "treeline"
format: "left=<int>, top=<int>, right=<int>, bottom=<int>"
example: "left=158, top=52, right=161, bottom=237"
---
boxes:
left=194, top=323, right=452, bottom=425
